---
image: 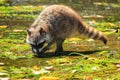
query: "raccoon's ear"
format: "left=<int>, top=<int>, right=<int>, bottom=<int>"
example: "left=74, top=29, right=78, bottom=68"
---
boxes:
left=39, top=28, right=46, bottom=35
left=27, top=28, right=31, bottom=35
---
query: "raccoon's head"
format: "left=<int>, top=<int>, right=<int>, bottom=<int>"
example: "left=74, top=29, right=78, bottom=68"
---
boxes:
left=26, top=26, right=46, bottom=55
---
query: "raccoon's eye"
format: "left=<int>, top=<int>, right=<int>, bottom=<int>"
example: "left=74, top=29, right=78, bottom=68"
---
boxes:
left=30, top=44, right=36, bottom=47
left=38, top=43, right=44, bottom=48
left=30, top=40, right=45, bottom=48
left=38, top=44, right=43, bottom=48
left=38, top=41, right=46, bottom=48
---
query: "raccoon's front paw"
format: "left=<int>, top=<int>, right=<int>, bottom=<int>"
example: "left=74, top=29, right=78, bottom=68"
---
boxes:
left=54, top=51, right=63, bottom=56
left=54, top=48, right=63, bottom=56
left=35, top=52, right=46, bottom=57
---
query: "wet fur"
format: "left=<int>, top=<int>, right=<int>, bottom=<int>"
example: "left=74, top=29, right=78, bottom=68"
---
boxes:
left=26, top=5, right=107, bottom=56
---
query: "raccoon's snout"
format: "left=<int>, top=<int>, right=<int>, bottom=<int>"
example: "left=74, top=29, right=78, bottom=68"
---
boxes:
left=30, top=40, right=46, bottom=55
left=32, top=48, right=42, bottom=55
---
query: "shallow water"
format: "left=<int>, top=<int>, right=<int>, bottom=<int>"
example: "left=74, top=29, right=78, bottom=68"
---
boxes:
left=0, top=0, right=120, bottom=79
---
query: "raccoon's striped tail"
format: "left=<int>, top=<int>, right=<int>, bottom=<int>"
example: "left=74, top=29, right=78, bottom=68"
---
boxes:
left=78, top=20, right=107, bottom=45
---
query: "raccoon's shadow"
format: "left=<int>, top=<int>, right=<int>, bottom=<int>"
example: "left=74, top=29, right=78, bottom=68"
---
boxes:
left=36, top=50, right=101, bottom=58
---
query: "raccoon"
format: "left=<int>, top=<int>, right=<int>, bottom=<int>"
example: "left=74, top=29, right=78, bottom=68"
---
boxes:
left=26, top=5, right=107, bottom=56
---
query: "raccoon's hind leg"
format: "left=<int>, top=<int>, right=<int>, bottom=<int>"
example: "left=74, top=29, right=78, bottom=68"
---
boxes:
left=55, top=39, right=65, bottom=56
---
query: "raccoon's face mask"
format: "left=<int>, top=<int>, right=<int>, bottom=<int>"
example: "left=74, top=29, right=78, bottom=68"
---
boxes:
left=26, top=27, right=46, bottom=55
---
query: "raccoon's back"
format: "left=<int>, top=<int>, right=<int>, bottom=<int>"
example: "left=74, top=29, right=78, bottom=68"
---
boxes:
left=33, top=5, right=79, bottom=27
left=32, top=5, right=107, bottom=44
